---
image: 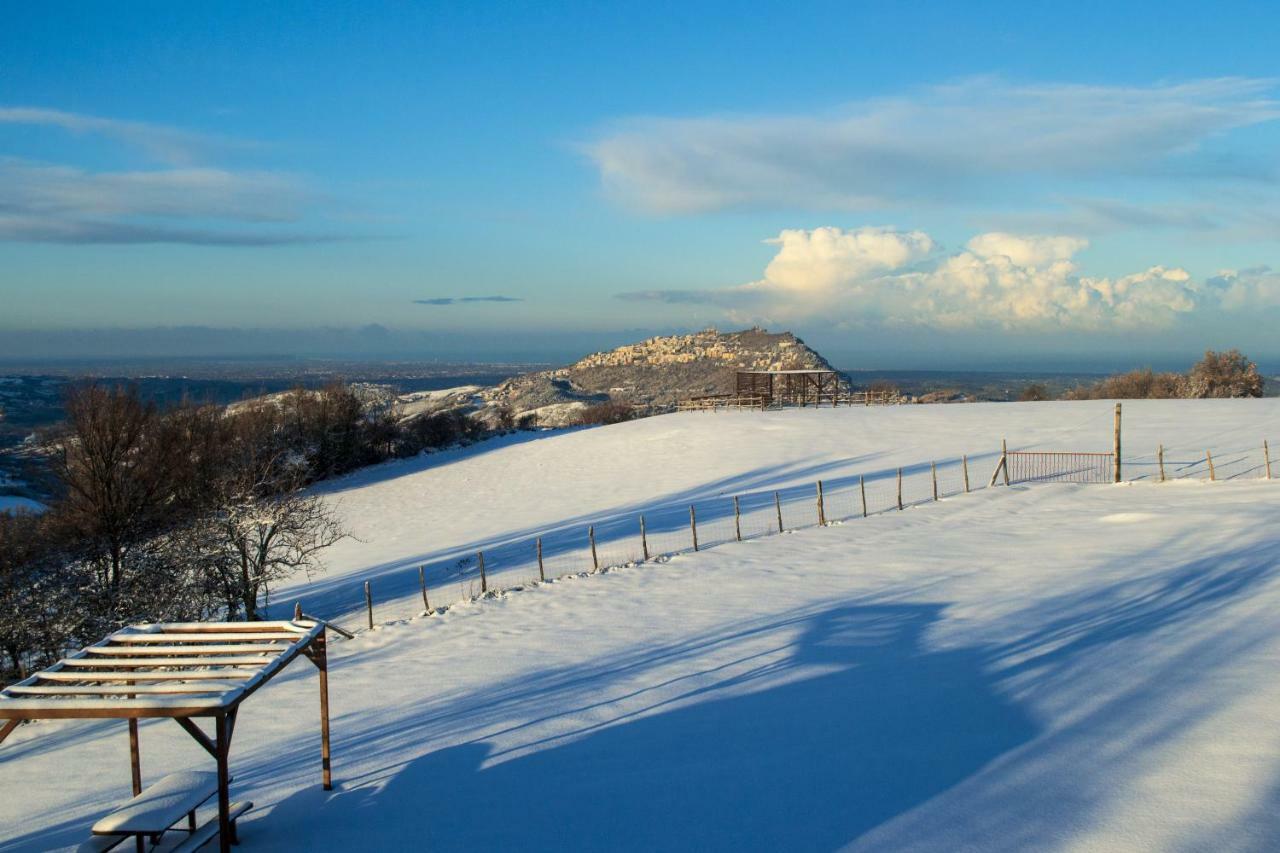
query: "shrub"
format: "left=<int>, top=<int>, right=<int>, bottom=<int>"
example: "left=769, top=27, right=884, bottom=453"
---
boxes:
left=402, top=410, right=484, bottom=451
left=1185, top=349, right=1264, bottom=398
left=1018, top=383, right=1051, bottom=402
left=574, top=401, right=636, bottom=426
left=1064, top=368, right=1186, bottom=400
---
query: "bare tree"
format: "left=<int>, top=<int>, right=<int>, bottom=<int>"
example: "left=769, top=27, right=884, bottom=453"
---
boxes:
left=212, top=489, right=347, bottom=620
left=200, top=408, right=348, bottom=619
left=51, top=384, right=175, bottom=595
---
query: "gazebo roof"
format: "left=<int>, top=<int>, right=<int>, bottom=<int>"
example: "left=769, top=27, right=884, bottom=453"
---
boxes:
left=0, top=620, right=323, bottom=719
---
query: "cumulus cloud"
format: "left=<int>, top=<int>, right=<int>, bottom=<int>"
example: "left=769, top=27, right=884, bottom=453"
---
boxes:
left=1205, top=266, right=1280, bottom=310
left=584, top=77, right=1280, bottom=214
left=751, top=227, right=935, bottom=297
left=619, top=226, right=1225, bottom=331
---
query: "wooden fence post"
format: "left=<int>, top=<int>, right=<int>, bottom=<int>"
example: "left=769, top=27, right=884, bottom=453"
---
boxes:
left=536, top=537, right=545, bottom=581
left=477, top=551, right=487, bottom=592
left=1158, top=445, right=1166, bottom=482
left=989, top=455, right=1006, bottom=487
left=589, top=526, right=598, bottom=570
left=418, top=566, right=430, bottom=612
left=1113, top=403, right=1123, bottom=483
left=364, top=581, right=373, bottom=630
left=733, top=496, right=742, bottom=541
left=689, top=506, right=699, bottom=551
left=1206, top=450, right=1216, bottom=481
left=816, top=480, right=826, bottom=526
left=1265, top=440, right=1272, bottom=480
left=775, top=491, right=784, bottom=532
left=931, top=461, right=938, bottom=501
left=640, top=515, right=649, bottom=560
left=962, top=455, right=970, bottom=493
left=859, top=476, right=867, bottom=517
left=897, top=468, right=904, bottom=510
left=1002, top=439, right=1010, bottom=486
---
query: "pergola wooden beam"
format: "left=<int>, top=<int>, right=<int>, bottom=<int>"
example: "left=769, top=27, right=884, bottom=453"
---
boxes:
left=82, top=644, right=288, bottom=655
left=0, top=619, right=331, bottom=853
left=110, top=632, right=301, bottom=643
left=6, top=683, right=247, bottom=696
left=37, top=671, right=255, bottom=682
left=60, top=656, right=277, bottom=667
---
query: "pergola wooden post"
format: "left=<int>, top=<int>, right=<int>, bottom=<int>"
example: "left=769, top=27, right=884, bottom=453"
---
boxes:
left=0, top=619, right=333, bottom=853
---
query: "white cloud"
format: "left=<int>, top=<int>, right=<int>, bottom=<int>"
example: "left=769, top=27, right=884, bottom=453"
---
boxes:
left=585, top=77, right=1280, bottom=214
left=0, top=159, right=326, bottom=245
left=1205, top=266, right=1280, bottom=310
left=0, top=160, right=307, bottom=222
left=619, top=226, right=1223, bottom=331
left=749, top=226, right=935, bottom=298
left=0, top=106, right=241, bottom=165
left=0, top=107, right=351, bottom=246
left=964, top=233, right=1086, bottom=268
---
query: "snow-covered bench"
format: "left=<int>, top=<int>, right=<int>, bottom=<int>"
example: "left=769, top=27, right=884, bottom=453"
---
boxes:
left=83, top=771, right=252, bottom=852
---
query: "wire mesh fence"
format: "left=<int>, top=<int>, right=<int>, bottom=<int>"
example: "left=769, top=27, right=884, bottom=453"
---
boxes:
left=302, top=436, right=1275, bottom=632
left=1006, top=452, right=1115, bottom=485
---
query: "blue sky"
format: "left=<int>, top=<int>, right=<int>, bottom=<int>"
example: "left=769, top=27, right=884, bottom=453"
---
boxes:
left=2, top=1, right=1279, bottom=368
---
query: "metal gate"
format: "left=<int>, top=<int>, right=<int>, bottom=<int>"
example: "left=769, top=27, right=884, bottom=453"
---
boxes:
left=1006, top=451, right=1114, bottom=484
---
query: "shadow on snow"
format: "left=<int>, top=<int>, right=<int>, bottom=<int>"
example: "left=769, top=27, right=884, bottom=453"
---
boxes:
left=261, top=602, right=1036, bottom=851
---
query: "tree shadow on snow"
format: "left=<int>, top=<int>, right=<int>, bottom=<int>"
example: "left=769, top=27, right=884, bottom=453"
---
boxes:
left=266, top=450, right=935, bottom=620
left=262, top=603, right=1037, bottom=851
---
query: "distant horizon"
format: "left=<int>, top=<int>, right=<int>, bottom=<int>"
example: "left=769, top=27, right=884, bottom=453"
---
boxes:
left=1, top=324, right=1276, bottom=376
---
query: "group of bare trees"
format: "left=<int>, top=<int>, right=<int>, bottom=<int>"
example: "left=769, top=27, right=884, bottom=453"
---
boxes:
left=0, top=383, right=379, bottom=682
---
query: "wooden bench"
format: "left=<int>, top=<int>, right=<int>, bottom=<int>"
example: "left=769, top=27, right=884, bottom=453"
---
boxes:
left=171, top=802, right=252, bottom=852
left=83, top=771, right=252, bottom=852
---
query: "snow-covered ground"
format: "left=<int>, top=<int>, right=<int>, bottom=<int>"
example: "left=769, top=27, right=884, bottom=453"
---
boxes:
left=282, top=399, right=1279, bottom=624
left=3, top=399, right=1280, bottom=851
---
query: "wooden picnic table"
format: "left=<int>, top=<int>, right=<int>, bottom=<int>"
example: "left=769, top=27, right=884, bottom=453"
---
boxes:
left=0, top=618, right=333, bottom=853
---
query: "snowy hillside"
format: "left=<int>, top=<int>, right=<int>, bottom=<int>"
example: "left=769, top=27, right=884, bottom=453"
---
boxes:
left=283, top=398, right=1280, bottom=624
left=2, top=399, right=1279, bottom=851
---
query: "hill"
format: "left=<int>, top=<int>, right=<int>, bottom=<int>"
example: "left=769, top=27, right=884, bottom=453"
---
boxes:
left=3, top=399, right=1279, bottom=851
left=483, top=327, right=838, bottom=422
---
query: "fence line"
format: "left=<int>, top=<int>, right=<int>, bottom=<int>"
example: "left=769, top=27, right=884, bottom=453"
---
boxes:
left=305, top=435, right=1276, bottom=634
left=676, top=389, right=900, bottom=411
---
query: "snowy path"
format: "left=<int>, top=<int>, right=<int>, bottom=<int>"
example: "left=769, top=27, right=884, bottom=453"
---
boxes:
left=4, top=470, right=1280, bottom=850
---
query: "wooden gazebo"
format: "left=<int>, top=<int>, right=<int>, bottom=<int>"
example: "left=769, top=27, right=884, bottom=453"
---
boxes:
left=0, top=618, right=332, bottom=852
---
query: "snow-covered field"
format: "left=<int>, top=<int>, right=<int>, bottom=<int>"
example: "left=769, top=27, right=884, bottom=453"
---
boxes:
left=2, top=399, right=1280, bottom=851
left=282, top=399, right=1279, bottom=624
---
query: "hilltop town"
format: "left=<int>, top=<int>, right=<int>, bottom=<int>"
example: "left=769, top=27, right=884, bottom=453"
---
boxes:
left=482, top=327, right=837, bottom=423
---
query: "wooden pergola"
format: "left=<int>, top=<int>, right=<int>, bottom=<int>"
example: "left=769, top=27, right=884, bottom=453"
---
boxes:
left=0, top=618, right=332, bottom=853
left=735, top=369, right=841, bottom=407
